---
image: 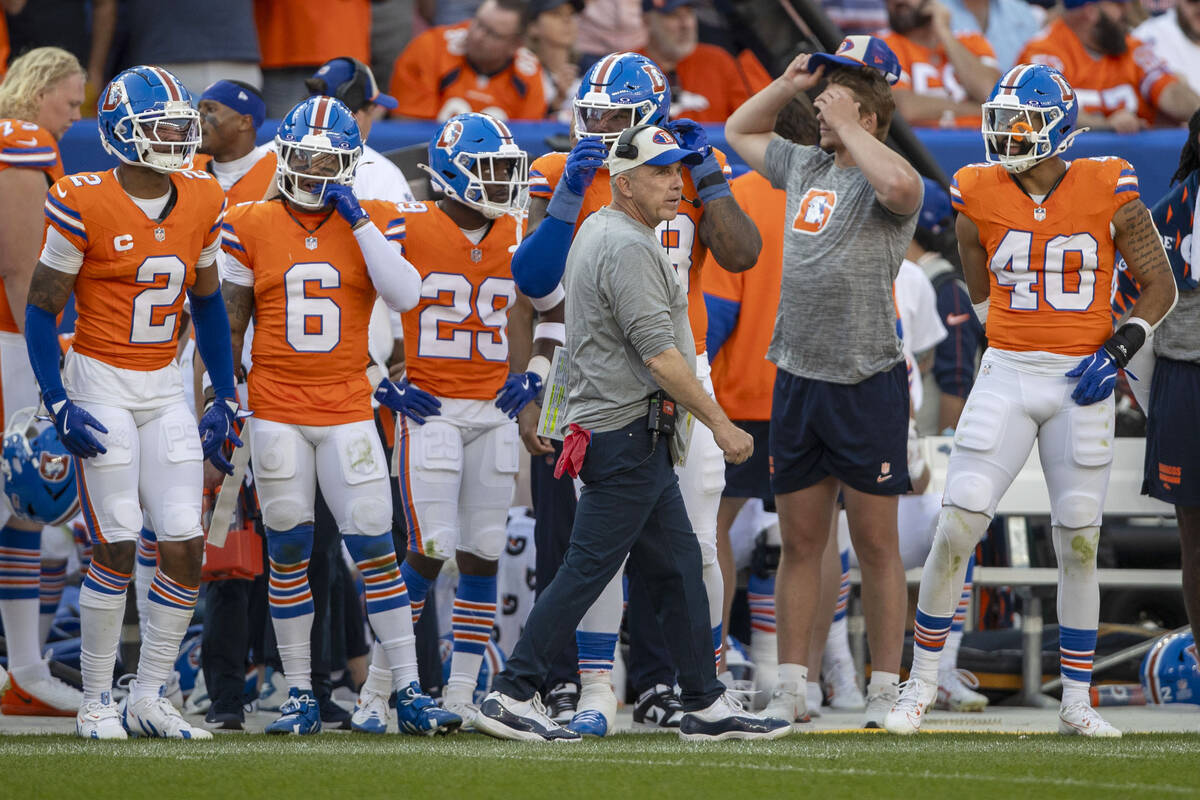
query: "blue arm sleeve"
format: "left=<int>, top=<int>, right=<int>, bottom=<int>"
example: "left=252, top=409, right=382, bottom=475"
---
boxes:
left=703, top=293, right=740, bottom=359
left=24, top=304, right=67, bottom=407
left=188, top=287, right=237, bottom=401
left=510, top=214, right=576, bottom=299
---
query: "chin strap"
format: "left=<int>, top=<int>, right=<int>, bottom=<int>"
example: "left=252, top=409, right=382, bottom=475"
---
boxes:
left=1053, top=126, right=1089, bottom=159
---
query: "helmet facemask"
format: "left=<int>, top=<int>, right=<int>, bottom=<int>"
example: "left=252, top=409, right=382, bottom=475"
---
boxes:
left=109, top=102, right=201, bottom=172
left=428, top=147, right=530, bottom=219
left=983, top=99, right=1062, bottom=174
left=276, top=136, right=360, bottom=210
left=573, top=96, right=657, bottom=146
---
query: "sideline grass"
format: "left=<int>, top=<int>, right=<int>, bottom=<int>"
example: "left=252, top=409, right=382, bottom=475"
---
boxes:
left=1, top=732, right=1198, bottom=799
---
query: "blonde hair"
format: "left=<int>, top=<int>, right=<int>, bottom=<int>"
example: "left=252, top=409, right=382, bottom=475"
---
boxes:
left=0, top=47, right=85, bottom=123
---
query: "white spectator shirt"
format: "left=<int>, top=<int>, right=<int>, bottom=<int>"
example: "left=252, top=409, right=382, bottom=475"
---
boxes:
left=1134, top=9, right=1200, bottom=94
left=895, top=259, right=948, bottom=413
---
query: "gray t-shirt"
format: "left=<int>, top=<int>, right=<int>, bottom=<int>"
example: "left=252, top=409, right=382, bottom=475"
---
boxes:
left=1154, top=285, right=1200, bottom=363
left=564, top=206, right=695, bottom=433
left=763, top=137, right=919, bottom=384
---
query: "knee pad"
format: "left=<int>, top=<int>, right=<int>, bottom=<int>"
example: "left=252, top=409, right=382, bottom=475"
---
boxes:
left=342, top=532, right=396, bottom=565
left=1055, top=492, right=1101, bottom=530
left=944, top=471, right=996, bottom=515
left=336, top=425, right=387, bottom=486
left=260, top=496, right=312, bottom=533
left=1054, top=525, right=1100, bottom=572
left=953, top=392, right=1009, bottom=455
left=459, top=510, right=506, bottom=561
left=348, top=494, right=393, bottom=536
left=266, top=525, right=314, bottom=565
left=153, top=488, right=203, bottom=542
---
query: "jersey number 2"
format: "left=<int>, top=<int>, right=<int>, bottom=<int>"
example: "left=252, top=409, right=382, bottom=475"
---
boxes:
left=991, top=230, right=1099, bottom=311
left=130, top=255, right=186, bottom=344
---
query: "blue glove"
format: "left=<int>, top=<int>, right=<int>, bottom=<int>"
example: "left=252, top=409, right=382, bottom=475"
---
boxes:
left=375, top=378, right=442, bottom=424
left=47, top=398, right=108, bottom=459
left=494, top=372, right=543, bottom=419
left=667, top=118, right=729, bottom=204
left=322, top=183, right=370, bottom=227
left=561, top=136, right=609, bottom=196
left=198, top=397, right=244, bottom=475
left=667, top=118, right=711, bottom=158
left=1066, top=349, right=1119, bottom=405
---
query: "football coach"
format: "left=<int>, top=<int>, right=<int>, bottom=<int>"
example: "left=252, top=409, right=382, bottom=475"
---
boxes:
left=475, top=125, right=790, bottom=743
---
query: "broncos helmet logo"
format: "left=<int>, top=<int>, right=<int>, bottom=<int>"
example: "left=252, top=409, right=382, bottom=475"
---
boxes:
left=100, top=80, right=124, bottom=113
left=437, top=119, right=464, bottom=151
left=37, top=452, right=70, bottom=484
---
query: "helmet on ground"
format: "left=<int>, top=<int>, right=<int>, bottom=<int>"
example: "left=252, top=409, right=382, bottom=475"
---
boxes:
left=1, top=407, right=79, bottom=526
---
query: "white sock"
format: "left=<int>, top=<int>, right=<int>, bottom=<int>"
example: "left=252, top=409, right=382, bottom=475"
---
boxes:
left=702, top=560, right=724, bottom=665
left=869, top=670, right=900, bottom=694
left=942, top=628, right=964, bottom=672
left=0, top=598, right=41, bottom=676
left=274, top=612, right=315, bottom=692
left=131, top=571, right=198, bottom=703
left=824, top=616, right=853, bottom=665
left=133, top=535, right=157, bottom=639
left=364, top=660, right=392, bottom=697
left=778, top=662, right=807, bottom=688
left=78, top=575, right=129, bottom=702
left=1061, top=676, right=1091, bottom=707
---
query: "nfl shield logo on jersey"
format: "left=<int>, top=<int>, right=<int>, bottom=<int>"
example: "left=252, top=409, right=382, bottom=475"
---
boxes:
left=154, top=226, right=166, bottom=241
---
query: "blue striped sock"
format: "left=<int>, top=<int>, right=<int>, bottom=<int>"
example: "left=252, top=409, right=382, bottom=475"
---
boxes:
left=40, top=561, right=67, bottom=617
left=82, top=561, right=132, bottom=597
left=399, top=559, right=432, bottom=623
left=712, top=622, right=724, bottom=671
left=911, top=607, right=955, bottom=683
left=1059, top=625, right=1097, bottom=685
left=0, top=526, right=41, bottom=600
left=267, top=525, right=314, bottom=620
left=576, top=630, right=619, bottom=674
left=345, top=535, right=410, bottom=616
left=452, top=573, right=496, bottom=657
left=747, top=574, right=776, bottom=636
left=148, top=571, right=199, bottom=612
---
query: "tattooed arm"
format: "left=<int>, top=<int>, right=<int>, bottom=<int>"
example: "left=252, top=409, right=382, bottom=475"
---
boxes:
left=1113, top=198, right=1178, bottom=328
left=221, top=281, right=255, bottom=382
left=699, top=196, right=762, bottom=273
left=27, top=261, right=77, bottom=316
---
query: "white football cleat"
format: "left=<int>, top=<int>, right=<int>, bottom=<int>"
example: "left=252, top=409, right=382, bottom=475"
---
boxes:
left=1058, top=702, right=1121, bottom=738
left=2, top=671, right=83, bottom=717
left=864, top=680, right=901, bottom=729
left=123, top=692, right=213, bottom=739
left=351, top=686, right=392, bottom=734
left=443, top=700, right=479, bottom=731
left=882, top=677, right=936, bottom=735
left=762, top=680, right=807, bottom=723
left=937, top=668, right=989, bottom=712
left=567, top=680, right=617, bottom=737
left=824, top=658, right=866, bottom=711
left=77, top=693, right=128, bottom=740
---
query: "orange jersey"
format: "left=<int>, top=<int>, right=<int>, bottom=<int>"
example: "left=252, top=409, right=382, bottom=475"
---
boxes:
left=254, top=0, right=370, bottom=68
left=44, top=168, right=225, bottom=370
left=1018, top=19, right=1177, bottom=125
left=657, top=44, right=772, bottom=123
left=221, top=198, right=405, bottom=426
left=192, top=150, right=278, bottom=206
left=884, top=31, right=998, bottom=128
left=389, top=23, right=546, bottom=121
left=703, top=171, right=782, bottom=421
left=397, top=202, right=522, bottom=399
left=528, top=149, right=733, bottom=352
left=950, top=158, right=1139, bottom=356
left=0, top=119, right=63, bottom=334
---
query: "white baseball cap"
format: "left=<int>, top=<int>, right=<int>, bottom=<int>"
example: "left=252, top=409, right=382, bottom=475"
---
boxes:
left=607, top=125, right=703, bottom=176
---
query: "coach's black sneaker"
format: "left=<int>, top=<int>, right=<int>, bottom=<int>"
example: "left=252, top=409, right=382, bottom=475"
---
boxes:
left=544, top=682, right=579, bottom=724
left=633, top=684, right=684, bottom=729
left=320, top=696, right=353, bottom=730
left=203, top=703, right=245, bottom=731
left=679, top=692, right=792, bottom=742
left=474, top=691, right=582, bottom=742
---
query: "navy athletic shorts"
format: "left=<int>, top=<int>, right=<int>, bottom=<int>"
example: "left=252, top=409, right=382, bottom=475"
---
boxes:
left=1144, top=357, right=1200, bottom=506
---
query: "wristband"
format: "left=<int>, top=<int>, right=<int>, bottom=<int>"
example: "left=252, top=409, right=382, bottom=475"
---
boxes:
left=1102, top=321, right=1147, bottom=369
left=533, top=321, right=565, bottom=345
left=546, top=181, right=585, bottom=223
left=972, top=300, right=988, bottom=325
left=531, top=283, right=566, bottom=312
left=527, top=354, right=551, bottom=384
left=691, top=154, right=730, bottom=205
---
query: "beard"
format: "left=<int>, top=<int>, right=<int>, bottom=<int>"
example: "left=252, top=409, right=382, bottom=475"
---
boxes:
left=1094, top=13, right=1129, bottom=56
left=887, top=5, right=932, bottom=35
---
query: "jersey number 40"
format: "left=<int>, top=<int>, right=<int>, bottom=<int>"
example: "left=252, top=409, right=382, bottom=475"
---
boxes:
left=991, top=230, right=1100, bottom=311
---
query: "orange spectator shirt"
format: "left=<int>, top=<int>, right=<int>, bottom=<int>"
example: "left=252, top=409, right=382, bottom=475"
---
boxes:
left=193, top=151, right=279, bottom=207
left=528, top=149, right=733, bottom=353
left=884, top=30, right=998, bottom=128
left=950, top=157, right=1138, bottom=356
left=703, top=171, right=782, bottom=421
left=1018, top=19, right=1177, bottom=125
left=0, top=119, right=63, bottom=334
left=389, top=23, right=547, bottom=121
left=397, top=202, right=522, bottom=399
left=657, top=44, right=772, bottom=123
left=44, top=168, right=225, bottom=370
left=255, top=0, right=369, bottom=68
left=221, top=198, right=404, bottom=426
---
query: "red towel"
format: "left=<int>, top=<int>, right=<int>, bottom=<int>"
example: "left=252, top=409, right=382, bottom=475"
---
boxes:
left=554, top=423, right=592, bottom=479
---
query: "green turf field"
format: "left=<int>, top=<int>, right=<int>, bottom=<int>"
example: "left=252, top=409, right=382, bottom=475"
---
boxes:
left=2, top=733, right=1198, bottom=799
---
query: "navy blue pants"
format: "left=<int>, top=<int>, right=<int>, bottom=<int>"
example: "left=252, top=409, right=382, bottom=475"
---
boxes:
left=495, top=417, right=724, bottom=710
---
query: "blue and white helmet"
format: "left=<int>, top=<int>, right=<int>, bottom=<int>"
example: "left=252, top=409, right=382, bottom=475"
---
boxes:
left=573, top=52, right=671, bottom=145
left=1141, top=631, right=1200, bottom=705
left=98, top=66, right=201, bottom=173
left=274, top=96, right=363, bottom=210
left=1, top=407, right=79, bottom=526
left=424, top=112, right=529, bottom=219
left=982, top=63, right=1082, bottom=174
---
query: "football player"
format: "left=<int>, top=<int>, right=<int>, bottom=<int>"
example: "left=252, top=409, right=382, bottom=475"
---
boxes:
left=26, top=66, right=241, bottom=739
left=885, top=64, right=1178, bottom=737
left=220, top=96, right=460, bottom=736
left=0, top=46, right=86, bottom=717
left=508, top=51, right=761, bottom=735
left=348, top=111, right=552, bottom=728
